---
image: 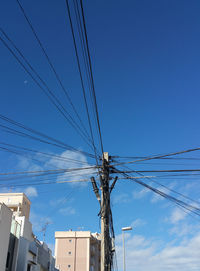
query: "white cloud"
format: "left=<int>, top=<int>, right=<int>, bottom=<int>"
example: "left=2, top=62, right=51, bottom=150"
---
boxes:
left=59, top=206, right=76, bottom=216
left=0, top=186, right=38, bottom=198
left=45, top=150, right=95, bottom=186
left=170, top=222, right=200, bottom=237
left=131, top=218, right=146, bottom=228
left=115, top=231, right=200, bottom=271
left=24, top=186, right=38, bottom=198
left=112, top=193, right=130, bottom=204
left=15, top=150, right=95, bottom=188
left=169, top=208, right=187, bottom=224
left=132, top=187, right=150, bottom=199
left=49, top=197, right=68, bottom=206
left=30, top=212, right=52, bottom=233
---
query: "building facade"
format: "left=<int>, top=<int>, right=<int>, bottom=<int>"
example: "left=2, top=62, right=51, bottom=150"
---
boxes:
left=0, top=203, right=12, bottom=271
left=55, top=231, right=100, bottom=271
left=0, top=193, right=58, bottom=271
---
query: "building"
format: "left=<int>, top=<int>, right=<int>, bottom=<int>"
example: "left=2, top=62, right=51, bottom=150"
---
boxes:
left=0, top=193, right=58, bottom=271
left=0, top=203, right=12, bottom=271
left=0, top=193, right=31, bottom=219
left=55, top=231, right=101, bottom=271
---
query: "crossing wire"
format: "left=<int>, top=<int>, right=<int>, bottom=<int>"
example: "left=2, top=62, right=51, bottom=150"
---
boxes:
left=0, top=166, right=96, bottom=175
left=0, top=118, right=94, bottom=158
left=114, top=167, right=200, bottom=218
left=0, top=142, right=92, bottom=166
left=110, top=147, right=200, bottom=167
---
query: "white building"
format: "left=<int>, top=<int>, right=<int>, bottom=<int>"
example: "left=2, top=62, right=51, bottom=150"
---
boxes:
left=0, top=203, right=12, bottom=271
left=0, top=193, right=58, bottom=271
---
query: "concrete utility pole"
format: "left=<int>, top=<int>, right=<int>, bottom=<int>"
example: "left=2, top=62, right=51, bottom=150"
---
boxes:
left=91, top=152, right=115, bottom=271
left=100, top=152, right=111, bottom=271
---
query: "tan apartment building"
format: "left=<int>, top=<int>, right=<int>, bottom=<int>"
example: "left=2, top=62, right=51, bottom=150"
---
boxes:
left=55, top=231, right=101, bottom=271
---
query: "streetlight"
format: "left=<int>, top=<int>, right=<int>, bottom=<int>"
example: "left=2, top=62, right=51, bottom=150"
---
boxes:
left=122, top=226, right=132, bottom=271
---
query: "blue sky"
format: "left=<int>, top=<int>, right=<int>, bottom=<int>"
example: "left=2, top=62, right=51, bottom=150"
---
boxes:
left=1, top=0, right=200, bottom=270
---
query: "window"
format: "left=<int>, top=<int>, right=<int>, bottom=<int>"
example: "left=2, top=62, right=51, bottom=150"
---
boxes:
left=68, top=251, right=71, bottom=255
left=69, top=239, right=72, bottom=242
left=6, top=252, right=10, bottom=269
left=68, top=265, right=71, bottom=268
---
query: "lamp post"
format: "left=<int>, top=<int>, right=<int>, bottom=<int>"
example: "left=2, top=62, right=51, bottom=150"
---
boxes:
left=122, top=226, right=132, bottom=271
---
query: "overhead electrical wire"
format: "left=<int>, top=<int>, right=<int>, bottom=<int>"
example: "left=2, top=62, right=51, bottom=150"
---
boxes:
left=0, top=145, right=53, bottom=167
left=0, top=113, right=95, bottom=158
left=116, top=169, right=200, bottom=173
left=0, top=165, right=97, bottom=176
left=79, top=0, right=104, bottom=154
left=113, top=162, right=200, bottom=207
left=112, top=156, right=200, bottom=161
left=0, top=142, right=93, bottom=166
left=113, top=167, right=200, bottom=218
left=120, top=175, right=200, bottom=207
left=15, top=0, right=91, bottom=142
left=0, top=178, right=90, bottom=188
left=0, top=171, right=97, bottom=188
left=110, top=147, right=200, bottom=167
left=72, top=0, right=101, bottom=152
left=0, top=30, right=94, bottom=150
left=65, top=0, right=100, bottom=166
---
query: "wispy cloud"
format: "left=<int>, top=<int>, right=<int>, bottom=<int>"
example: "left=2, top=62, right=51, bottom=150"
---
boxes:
left=132, top=187, right=150, bottom=199
left=30, top=211, right=53, bottom=233
left=169, top=208, right=187, bottom=224
left=0, top=186, right=38, bottom=198
left=59, top=206, right=76, bottom=216
left=115, top=231, right=200, bottom=271
left=15, top=150, right=95, bottom=188
left=131, top=218, right=146, bottom=228
left=24, top=186, right=38, bottom=198
left=112, top=192, right=130, bottom=204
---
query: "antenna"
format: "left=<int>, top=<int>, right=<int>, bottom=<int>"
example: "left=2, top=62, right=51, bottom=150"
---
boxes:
left=41, top=221, right=50, bottom=243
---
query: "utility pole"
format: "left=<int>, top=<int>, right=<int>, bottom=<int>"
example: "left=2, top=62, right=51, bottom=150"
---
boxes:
left=100, top=152, right=111, bottom=271
left=91, top=152, right=116, bottom=271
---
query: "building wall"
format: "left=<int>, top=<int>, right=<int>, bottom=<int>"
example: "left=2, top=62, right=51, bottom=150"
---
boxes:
left=0, top=193, right=31, bottom=219
left=0, top=193, right=58, bottom=271
left=55, top=231, right=100, bottom=271
left=0, top=203, right=12, bottom=271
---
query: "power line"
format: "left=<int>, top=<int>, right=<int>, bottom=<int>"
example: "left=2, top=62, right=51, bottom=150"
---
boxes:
left=15, top=0, right=90, bottom=141
left=0, top=113, right=95, bottom=158
left=0, top=178, right=90, bottom=188
left=120, top=176, right=200, bottom=206
left=79, top=0, right=104, bottom=154
left=113, top=168, right=200, bottom=218
left=65, top=0, right=100, bottom=166
left=0, top=142, right=92, bottom=166
left=115, top=169, right=200, bottom=173
left=0, top=30, right=94, bottom=149
left=0, top=170, right=97, bottom=187
left=110, top=147, right=200, bottom=167
left=72, top=0, right=101, bottom=154
left=0, top=165, right=97, bottom=176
